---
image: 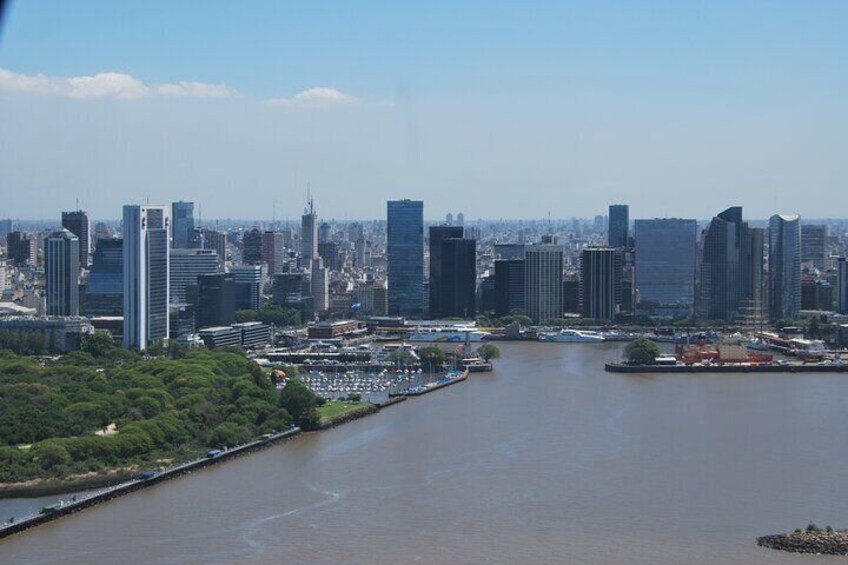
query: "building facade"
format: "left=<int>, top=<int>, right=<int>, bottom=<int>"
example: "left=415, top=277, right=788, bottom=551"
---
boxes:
left=61, top=210, right=91, bottom=267
left=634, top=218, right=697, bottom=318
left=525, top=243, right=564, bottom=323
left=123, top=205, right=170, bottom=350
left=580, top=247, right=622, bottom=321
left=171, top=201, right=195, bottom=249
left=83, top=238, right=123, bottom=316
left=494, top=259, right=525, bottom=316
left=428, top=225, right=464, bottom=317
left=608, top=204, right=629, bottom=248
left=170, top=248, right=219, bottom=304
left=45, top=229, right=80, bottom=316
left=387, top=199, right=424, bottom=317
left=768, top=214, right=801, bottom=321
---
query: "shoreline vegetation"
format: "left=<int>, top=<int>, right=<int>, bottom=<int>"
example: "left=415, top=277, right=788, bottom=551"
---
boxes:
left=758, top=525, right=848, bottom=555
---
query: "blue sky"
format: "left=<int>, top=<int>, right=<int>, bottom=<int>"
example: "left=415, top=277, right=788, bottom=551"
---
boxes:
left=1, top=1, right=846, bottom=220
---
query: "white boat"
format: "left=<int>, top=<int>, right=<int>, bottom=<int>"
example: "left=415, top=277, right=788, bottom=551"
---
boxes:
left=538, top=329, right=605, bottom=343
left=407, top=326, right=491, bottom=343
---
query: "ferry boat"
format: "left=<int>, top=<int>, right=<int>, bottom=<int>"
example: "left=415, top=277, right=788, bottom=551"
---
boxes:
left=407, top=326, right=490, bottom=343
left=538, top=329, right=605, bottom=343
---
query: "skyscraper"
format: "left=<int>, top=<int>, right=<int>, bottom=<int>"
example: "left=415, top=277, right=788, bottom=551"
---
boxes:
left=437, top=237, right=477, bottom=318
left=311, top=257, right=329, bottom=314
left=61, top=210, right=91, bottom=267
left=387, top=199, right=424, bottom=317
left=634, top=218, right=697, bottom=317
left=608, top=204, right=629, bottom=248
left=769, top=214, right=801, bottom=321
left=7, top=232, right=38, bottom=267
left=580, top=247, right=622, bottom=321
left=301, top=198, right=318, bottom=267
left=801, top=224, right=827, bottom=270
left=262, top=231, right=286, bottom=274
left=837, top=257, right=848, bottom=315
left=193, top=273, right=235, bottom=329
left=242, top=228, right=263, bottom=264
left=83, top=238, right=123, bottom=316
left=123, top=205, right=170, bottom=351
left=170, top=248, right=219, bottom=303
left=45, top=229, right=80, bottom=316
left=525, top=243, right=564, bottom=323
left=698, top=207, right=746, bottom=322
left=171, top=201, right=195, bottom=249
left=428, top=225, right=464, bottom=317
left=230, top=265, right=262, bottom=311
left=494, top=259, right=525, bottom=316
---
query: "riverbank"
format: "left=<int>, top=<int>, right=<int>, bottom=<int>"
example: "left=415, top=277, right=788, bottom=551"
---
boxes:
left=0, top=368, right=469, bottom=541
left=605, top=362, right=848, bottom=373
left=757, top=531, right=848, bottom=555
left=0, top=427, right=302, bottom=540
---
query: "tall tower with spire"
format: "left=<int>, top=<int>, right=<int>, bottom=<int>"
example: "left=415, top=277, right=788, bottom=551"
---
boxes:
left=301, top=189, right=318, bottom=268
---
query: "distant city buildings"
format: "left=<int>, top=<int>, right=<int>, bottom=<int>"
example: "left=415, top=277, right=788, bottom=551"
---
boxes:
left=769, top=214, right=801, bottom=321
left=801, top=224, right=827, bottom=270
left=170, top=248, right=219, bottom=303
left=123, top=205, right=170, bottom=351
left=387, top=199, right=424, bottom=317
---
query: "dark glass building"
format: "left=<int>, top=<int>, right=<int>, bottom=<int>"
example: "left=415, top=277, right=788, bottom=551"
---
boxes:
left=192, top=273, right=235, bottom=329
left=437, top=237, right=476, bottom=318
left=45, top=229, right=80, bottom=316
left=580, top=247, right=622, bottom=321
left=608, top=204, right=629, bottom=248
left=242, top=228, right=263, bottom=264
left=428, top=225, right=464, bottom=317
left=634, top=218, right=697, bottom=318
left=494, top=259, right=525, bottom=316
left=84, top=238, right=123, bottom=316
left=61, top=210, right=91, bottom=267
left=171, top=201, right=195, bottom=249
left=387, top=200, right=424, bottom=317
left=318, top=241, right=341, bottom=271
left=769, top=214, right=801, bottom=321
left=697, top=207, right=747, bottom=322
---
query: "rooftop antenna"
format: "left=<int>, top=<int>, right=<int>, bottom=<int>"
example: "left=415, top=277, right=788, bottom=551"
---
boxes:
left=198, top=202, right=203, bottom=228
left=272, top=199, right=277, bottom=228
left=306, top=183, right=314, bottom=215
left=75, top=197, right=79, bottom=211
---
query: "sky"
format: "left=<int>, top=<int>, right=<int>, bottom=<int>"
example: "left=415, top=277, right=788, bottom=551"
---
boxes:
left=1, top=0, right=846, bottom=221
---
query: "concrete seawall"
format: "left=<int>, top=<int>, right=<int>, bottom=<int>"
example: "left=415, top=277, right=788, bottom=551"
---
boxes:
left=0, top=428, right=301, bottom=540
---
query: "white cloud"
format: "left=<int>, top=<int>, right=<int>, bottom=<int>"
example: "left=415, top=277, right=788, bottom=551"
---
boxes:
left=265, top=87, right=357, bottom=108
left=0, top=68, right=238, bottom=100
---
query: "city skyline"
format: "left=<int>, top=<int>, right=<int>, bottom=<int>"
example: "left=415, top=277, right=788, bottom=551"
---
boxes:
left=1, top=2, right=847, bottom=220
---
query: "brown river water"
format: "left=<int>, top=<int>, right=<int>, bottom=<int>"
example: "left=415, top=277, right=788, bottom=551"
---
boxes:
left=1, top=341, right=846, bottom=564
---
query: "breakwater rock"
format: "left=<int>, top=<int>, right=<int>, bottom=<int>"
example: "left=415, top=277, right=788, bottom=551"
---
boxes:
left=757, top=531, right=848, bottom=555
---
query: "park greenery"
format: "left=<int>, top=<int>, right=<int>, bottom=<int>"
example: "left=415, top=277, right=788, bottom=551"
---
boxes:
left=625, top=338, right=661, bottom=365
left=418, top=345, right=446, bottom=372
left=0, top=336, right=300, bottom=485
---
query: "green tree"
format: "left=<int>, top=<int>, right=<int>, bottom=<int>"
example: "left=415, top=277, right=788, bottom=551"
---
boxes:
left=209, top=422, right=252, bottom=448
left=82, top=332, right=117, bottom=357
left=476, top=343, right=501, bottom=362
left=258, top=306, right=300, bottom=327
left=625, top=338, right=660, bottom=365
left=235, top=309, right=258, bottom=323
left=279, top=378, right=320, bottom=430
left=418, top=346, right=446, bottom=372
left=34, top=443, right=71, bottom=470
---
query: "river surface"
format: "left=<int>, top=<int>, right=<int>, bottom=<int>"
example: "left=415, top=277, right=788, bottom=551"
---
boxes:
left=2, top=342, right=847, bottom=564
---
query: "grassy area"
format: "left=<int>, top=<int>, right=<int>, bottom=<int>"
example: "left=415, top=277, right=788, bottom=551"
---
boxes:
left=317, top=401, right=374, bottom=424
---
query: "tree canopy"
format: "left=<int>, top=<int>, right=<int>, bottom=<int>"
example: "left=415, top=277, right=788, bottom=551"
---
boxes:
left=625, top=339, right=661, bottom=365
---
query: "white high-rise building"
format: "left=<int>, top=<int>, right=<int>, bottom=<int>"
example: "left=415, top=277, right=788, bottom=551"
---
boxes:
left=301, top=197, right=318, bottom=267
left=525, top=243, right=564, bottom=323
left=123, top=205, right=170, bottom=351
